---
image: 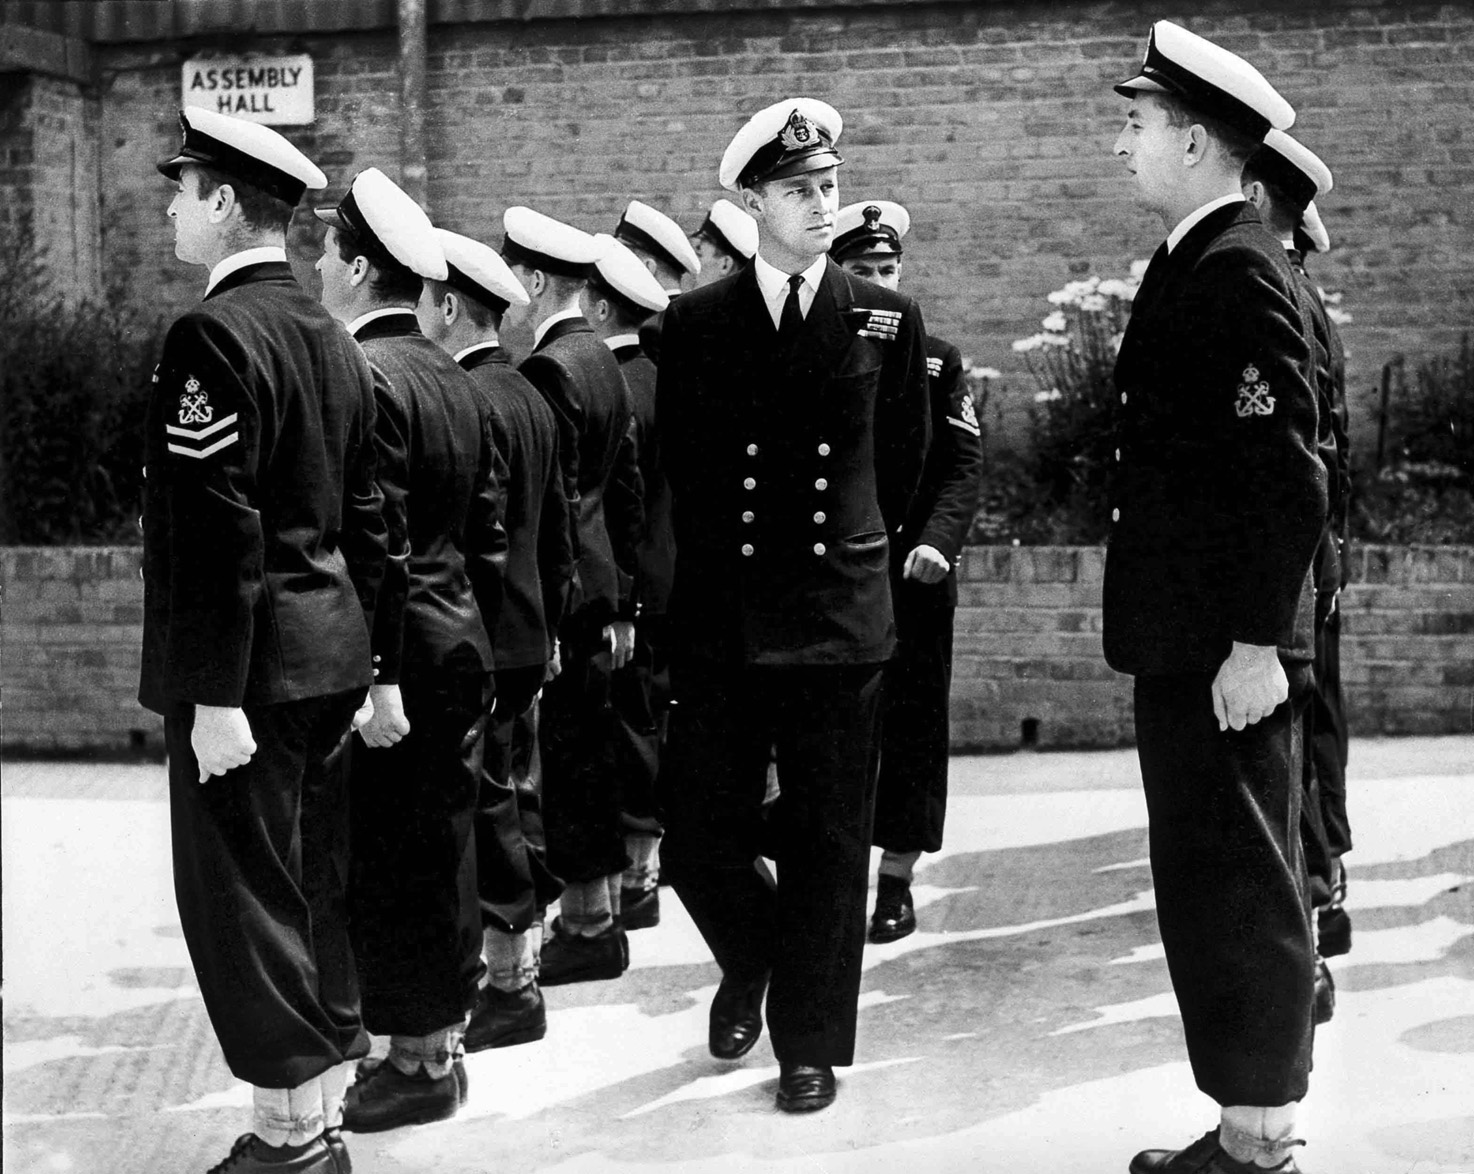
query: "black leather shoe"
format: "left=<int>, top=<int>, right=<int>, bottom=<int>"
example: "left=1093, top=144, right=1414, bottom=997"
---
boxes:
left=709, top=971, right=768, bottom=1060
left=775, top=1062, right=836, bottom=1113
left=1313, top=956, right=1336, bottom=1025
left=322, top=1129, right=351, bottom=1174
left=206, top=1133, right=335, bottom=1172
left=340, top=1062, right=459, bottom=1133
left=1130, top=1129, right=1303, bottom=1172
left=868, top=874, right=917, bottom=943
left=465, top=983, right=547, bottom=1052
left=620, top=886, right=661, bottom=930
left=539, top=919, right=629, bottom=986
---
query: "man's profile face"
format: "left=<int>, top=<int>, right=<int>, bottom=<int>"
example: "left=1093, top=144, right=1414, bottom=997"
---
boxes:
left=839, top=254, right=902, bottom=291
left=748, top=166, right=839, bottom=259
left=1114, top=93, right=1185, bottom=214
left=691, top=236, right=734, bottom=287
left=314, top=225, right=356, bottom=319
left=167, top=166, right=214, bottom=265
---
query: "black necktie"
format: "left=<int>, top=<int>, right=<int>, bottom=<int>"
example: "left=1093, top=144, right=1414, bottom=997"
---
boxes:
left=778, top=273, right=804, bottom=347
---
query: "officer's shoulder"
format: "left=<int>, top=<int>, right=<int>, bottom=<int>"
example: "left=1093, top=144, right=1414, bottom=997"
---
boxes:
left=925, top=334, right=962, bottom=366
left=838, top=266, right=914, bottom=314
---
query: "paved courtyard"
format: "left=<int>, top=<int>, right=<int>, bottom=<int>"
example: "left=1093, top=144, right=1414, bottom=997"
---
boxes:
left=4, top=736, right=1472, bottom=1173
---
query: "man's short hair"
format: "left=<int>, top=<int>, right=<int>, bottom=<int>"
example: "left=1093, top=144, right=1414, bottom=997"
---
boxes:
left=1159, top=93, right=1258, bottom=168
left=426, top=278, right=501, bottom=331
left=196, top=165, right=295, bottom=234
left=1240, top=158, right=1302, bottom=236
left=334, top=225, right=424, bottom=304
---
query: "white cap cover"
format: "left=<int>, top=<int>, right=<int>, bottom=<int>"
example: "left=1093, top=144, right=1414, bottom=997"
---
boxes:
left=314, top=167, right=447, bottom=280
left=435, top=228, right=530, bottom=313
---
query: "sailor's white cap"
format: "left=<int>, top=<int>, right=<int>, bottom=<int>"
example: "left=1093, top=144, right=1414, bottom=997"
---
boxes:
left=694, top=199, right=759, bottom=260
left=435, top=228, right=530, bottom=313
left=158, top=106, right=326, bottom=206
left=616, top=200, right=700, bottom=279
left=831, top=200, right=910, bottom=261
left=588, top=234, right=670, bottom=314
left=500, top=206, right=602, bottom=278
left=314, top=167, right=447, bottom=280
left=719, top=98, right=844, bottom=192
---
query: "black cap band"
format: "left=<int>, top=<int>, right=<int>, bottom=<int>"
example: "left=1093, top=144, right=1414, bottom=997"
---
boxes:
left=156, top=115, right=307, bottom=206
left=831, top=225, right=902, bottom=262
left=327, top=186, right=413, bottom=276
left=445, top=261, right=511, bottom=316
left=614, top=219, right=686, bottom=277
left=586, top=269, right=648, bottom=321
left=1245, top=145, right=1318, bottom=212
left=499, top=235, right=592, bottom=280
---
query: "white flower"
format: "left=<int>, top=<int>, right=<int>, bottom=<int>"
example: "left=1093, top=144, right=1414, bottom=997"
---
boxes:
left=1040, top=332, right=1070, bottom=348
left=969, top=366, right=1002, bottom=380
left=1097, top=278, right=1133, bottom=300
left=1034, top=388, right=1064, bottom=403
left=1129, top=258, right=1151, bottom=280
left=1041, top=311, right=1068, bottom=332
left=1110, top=331, right=1125, bottom=354
left=1320, top=288, right=1343, bottom=305
left=1079, top=293, right=1108, bottom=312
left=1326, top=306, right=1354, bottom=326
left=1047, top=288, right=1077, bottom=307
left=1012, top=335, right=1045, bottom=353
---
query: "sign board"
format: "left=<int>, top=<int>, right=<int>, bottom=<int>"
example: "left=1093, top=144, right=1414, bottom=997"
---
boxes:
left=182, top=54, right=314, bottom=125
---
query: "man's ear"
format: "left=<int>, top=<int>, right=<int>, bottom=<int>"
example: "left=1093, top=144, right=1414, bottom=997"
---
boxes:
left=739, top=185, right=764, bottom=219
left=1183, top=122, right=1210, bottom=168
left=347, top=255, right=370, bottom=289
left=528, top=268, right=547, bottom=298
left=1243, top=179, right=1267, bottom=210
left=207, top=182, right=236, bottom=224
left=442, top=290, right=459, bottom=326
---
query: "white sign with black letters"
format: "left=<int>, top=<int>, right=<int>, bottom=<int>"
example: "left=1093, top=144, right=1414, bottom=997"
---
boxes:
left=182, top=54, right=314, bottom=125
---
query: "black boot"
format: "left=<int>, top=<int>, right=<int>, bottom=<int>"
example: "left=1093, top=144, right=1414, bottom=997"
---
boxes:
left=868, top=874, right=916, bottom=943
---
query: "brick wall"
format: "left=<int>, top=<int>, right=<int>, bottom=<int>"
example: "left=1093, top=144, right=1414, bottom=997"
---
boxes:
left=81, top=0, right=1474, bottom=448
left=3, top=544, right=1470, bottom=756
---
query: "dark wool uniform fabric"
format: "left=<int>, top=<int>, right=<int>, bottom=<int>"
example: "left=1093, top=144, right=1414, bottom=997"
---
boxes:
left=657, top=260, right=930, bottom=1067
left=348, top=311, right=509, bottom=1035
left=873, top=335, right=985, bottom=854
left=140, top=260, right=386, bottom=1088
left=1104, top=202, right=1328, bottom=1106
left=460, top=343, right=573, bottom=929
left=520, top=316, right=645, bottom=884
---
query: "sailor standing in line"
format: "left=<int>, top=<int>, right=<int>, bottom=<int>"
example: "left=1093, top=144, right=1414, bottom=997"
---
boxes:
left=656, top=98, right=930, bottom=1113
left=316, top=168, right=509, bottom=1131
left=584, top=233, right=674, bottom=929
left=142, top=107, right=386, bottom=1174
left=1242, top=131, right=1353, bottom=1026
left=1106, top=22, right=1327, bottom=1172
left=828, top=200, right=985, bottom=944
left=690, top=198, right=760, bottom=288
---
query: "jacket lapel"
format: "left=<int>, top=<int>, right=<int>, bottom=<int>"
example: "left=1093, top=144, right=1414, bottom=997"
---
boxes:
left=788, top=259, right=858, bottom=382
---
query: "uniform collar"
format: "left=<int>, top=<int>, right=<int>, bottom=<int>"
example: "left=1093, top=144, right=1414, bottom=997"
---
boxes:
left=532, top=305, right=584, bottom=348
left=205, top=245, right=287, bottom=296
left=602, top=332, right=641, bottom=352
left=752, top=251, right=827, bottom=300
left=454, top=340, right=502, bottom=363
left=1166, top=193, right=1245, bottom=253
left=348, top=306, right=419, bottom=339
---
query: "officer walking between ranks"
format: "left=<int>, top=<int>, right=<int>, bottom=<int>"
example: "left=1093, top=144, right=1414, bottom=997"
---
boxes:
left=829, top=200, right=986, bottom=944
left=417, top=226, right=574, bottom=1051
left=1242, top=132, right=1354, bottom=1025
left=584, top=233, right=674, bottom=929
left=316, top=169, right=509, bottom=1132
left=657, top=98, right=930, bottom=1113
left=1106, top=22, right=1328, bottom=1173
left=690, top=198, right=760, bottom=288
left=141, top=107, right=385, bottom=1174
left=501, top=208, right=646, bottom=985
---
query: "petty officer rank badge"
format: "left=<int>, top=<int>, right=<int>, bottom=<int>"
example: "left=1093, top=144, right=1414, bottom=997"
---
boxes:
left=949, top=392, right=981, bottom=437
left=1234, top=363, right=1275, bottom=418
left=847, top=307, right=903, bottom=341
left=167, top=375, right=240, bottom=459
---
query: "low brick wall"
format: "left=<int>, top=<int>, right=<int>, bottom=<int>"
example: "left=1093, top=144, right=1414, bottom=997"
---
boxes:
left=2, top=544, right=1471, bottom=755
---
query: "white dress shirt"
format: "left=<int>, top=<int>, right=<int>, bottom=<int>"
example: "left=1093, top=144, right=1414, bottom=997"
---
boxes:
left=602, top=332, right=640, bottom=353
left=1166, top=194, right=1245, bottom=254
left=454, top=340, right=501, bottom=363
left=204, top=246, right=286, bottom=296
left=752, top=252, right=828, bottom=331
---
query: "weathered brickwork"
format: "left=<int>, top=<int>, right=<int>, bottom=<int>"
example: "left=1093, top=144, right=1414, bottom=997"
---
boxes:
left=80, top=0, right=1474, bottom=446
left=3, top=544, right=1470, bottom=756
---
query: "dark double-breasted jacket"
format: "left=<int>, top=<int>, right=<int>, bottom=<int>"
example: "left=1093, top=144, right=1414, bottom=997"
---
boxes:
left=1103, top=201, right=1328, bottom=677
left=354, top=310, right=507, bottom=684
left=460, top=343, right=574, bottom=671
left=656, top=259, right=931, bottom=666
left=140, top=261, right=386, bottom=713
left=612, top=339, right=675, bottom=618
left=519, top=316, right=644, bottom=635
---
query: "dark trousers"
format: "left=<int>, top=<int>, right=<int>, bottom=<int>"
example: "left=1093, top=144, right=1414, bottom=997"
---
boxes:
left=1135, top=671, right=1316, bottom=1107
left=662, top=661, right=884, bottom=1067
left=478, top=664, right=563, bottom=932
left=540, top=639, right=630, bottom=883
left=348, top=672, right=488, bottom=1036
left=1301, top=609, right=1351, bottom=908
left=612, top=614, right=669, bottom=831
left=167, top=691, right=369, bottom=1088
left=873, top=588, right=955, bottom=854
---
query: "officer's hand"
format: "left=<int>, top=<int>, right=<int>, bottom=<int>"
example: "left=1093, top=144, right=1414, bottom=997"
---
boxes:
left=546, top=643, right=562, bottom=682
left=1211, top=642, right=1289, bottom=732
left=358, top=683, right=410, bottom=748
left=605, top=621, right=636, bottom=670
left=192, top=705, right=256, bottom=783
left=903, top=544, right=951, bottom=584
left=351, top=690, right=374, bottom=732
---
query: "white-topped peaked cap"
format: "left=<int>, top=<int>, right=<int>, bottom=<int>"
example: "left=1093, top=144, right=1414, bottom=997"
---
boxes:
left=617, top=200, right=700, bottom=277
left=500, top=206, right=602, bottom=279
left=1116, top=20, right=1294, bottom=140
left=831, top=200, right=910, bottom=261
left=158, top=106, right=326, bottom=206
left=696, top=198, right=759, bottom=260
left=435, top=228, right=530, bottom=313
left=314, top=167, right=447, bottom=280
left=1300, top=201, right=1331, bottom=254
left=589, top=234, right=670, bottom=314
left=719, top=98, right=844, bottom=192
left=1251, top=129, right=1334, bottom=211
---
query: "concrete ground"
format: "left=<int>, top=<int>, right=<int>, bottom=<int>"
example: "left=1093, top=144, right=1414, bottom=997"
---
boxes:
left=4, top=737, right=1472, bottom=1174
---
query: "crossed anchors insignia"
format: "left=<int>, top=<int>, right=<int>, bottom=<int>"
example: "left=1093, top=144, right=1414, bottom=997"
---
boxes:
left=178, top=376, right=213, bottom=425
left=779, top=110, right=817, bottom=151
left=959, top=393, right=978, bottom=429
left=1234, top=364, right=1275, bottom=418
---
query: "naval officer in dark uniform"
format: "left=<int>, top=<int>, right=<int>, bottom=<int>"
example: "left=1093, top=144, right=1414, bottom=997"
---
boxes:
left=419, top=226, right=574, bottom=1050
left=316, top=169, right=508, bottom=1131
left=1242, top=132, right=1353, bottom=1024
left=657, top=98, right=930, bottom=1113
left=142, top=107, right=385, bottom=1174
left=502, top=209, right=646, bottom=984
left=1107, top=23, right=1328, bottom=1174
left=584, top=234, right=674, bottom=929
left=829, top=200, right=985, bottom=945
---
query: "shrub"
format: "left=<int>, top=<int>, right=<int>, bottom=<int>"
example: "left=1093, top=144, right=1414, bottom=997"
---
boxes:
left=0, top=225, right=167, bottom=545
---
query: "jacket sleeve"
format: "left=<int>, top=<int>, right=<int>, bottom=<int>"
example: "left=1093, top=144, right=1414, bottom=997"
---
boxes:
left=340, top=350, right=388, bottom=633
left=467, top=407, right=510, bottom=649
left=914, top=344, right=985, bottom=563
left=606, top=415, right=647, bottom=616
left=538, top=424, right=575, bottom=648
left=875, top=297, right=932, bottom=538
left=520, top=353, right=583, bottom=564
left=146, top=313, right=264, bottom=706
left=1192, top=247, right=1328, bottom=649
left=368, top=363, right=411, bottom=685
